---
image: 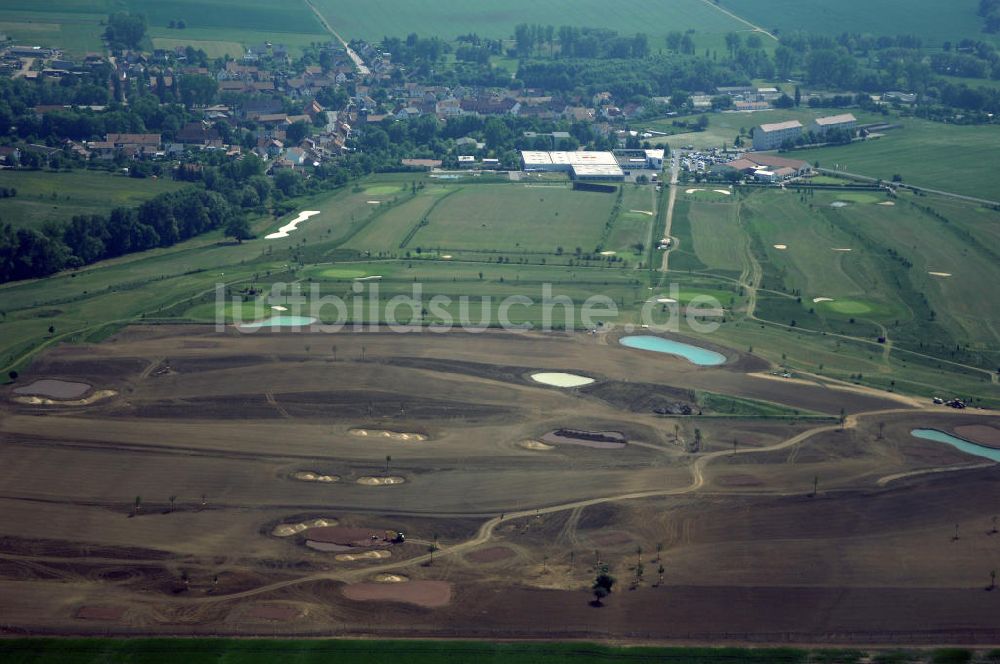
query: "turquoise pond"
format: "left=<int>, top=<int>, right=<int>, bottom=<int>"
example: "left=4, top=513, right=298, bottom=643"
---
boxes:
left=910, top=429, right=1000, bottom=462
left=619, top=335, right=726, bottom=366
left=237, top=316, right=317, bottom=329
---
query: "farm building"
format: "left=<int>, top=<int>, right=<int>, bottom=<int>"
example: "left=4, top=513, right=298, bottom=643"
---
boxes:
left=811, top=113, right=857, bottom=135
left=752, top=120, right=802, bottom=151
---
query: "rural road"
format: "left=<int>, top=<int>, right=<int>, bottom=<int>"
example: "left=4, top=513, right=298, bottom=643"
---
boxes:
left=303, top=0, right=370, bottom=75
left=818, top=168, right=1000, bottom=207
left=658, top=152, right=682, bottom=273
left=698, top=0, right=778, bottom=40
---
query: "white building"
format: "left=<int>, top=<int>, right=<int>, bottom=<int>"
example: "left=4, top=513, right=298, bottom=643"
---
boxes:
left=752, top=120, right=803, bottom=151
left=811, top=113, right=857, bottom=136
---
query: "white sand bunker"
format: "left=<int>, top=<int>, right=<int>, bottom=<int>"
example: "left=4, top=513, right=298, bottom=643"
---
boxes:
left=599, top=251, right=616, bottom=256
left=272, top=518, right=338, bottom=537
left=292, top=471, right=339, bottom=483
left=630, top=209, right=654, bottom=216
left=530, top=372, right=595, bottom=388
left=773, top=244, right=787, bottom=250
left=441, top=254, right=453, bottom=259
left=266, top=211, right=320, bottom=239
left=830, top=201, right=849, bottom=208
left=350, top=429, right=427, bottom=442
left=929, top=271, right=952, bottom=277
left=685, top=188, right=704, bottom=194
left=518, top=439, right=555, bottom=451
left=655, top=297, right=677, bottom=304
left=14, top=390, right=116, bottom=406
left=353, top=275, right=382, bottom=281
left=373, top=573, right=408, bottom=583
left=879, top=201, right=896, bottom=206
left=367, top=200, right=381, bottom=204
left=812, top=297, right=834, bottom=303
left=831, top=247, right=853, bottom=252
left=357, top=476, right=406, bottom=486
left=713, top=189, right=732, bottom=195
left=336, top=550, right=392, bottom=562
left=271, top=305, right=288, bottom=312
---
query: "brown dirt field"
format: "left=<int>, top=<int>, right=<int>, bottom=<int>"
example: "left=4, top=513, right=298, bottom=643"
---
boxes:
left=243, top=604, right=301, bottom=621
left=75, top=605, right=125, bottom=621
left=1, top=325, right=998, bottom=643
left=342, top=580, right=452, bottom=608
left=465, top=546, right=516, bottom=563
left=13, top=379, right=92, bottom=399
left=307, top=526, right=395, bottom=547
left=954, top=424, right=1000, bottom=449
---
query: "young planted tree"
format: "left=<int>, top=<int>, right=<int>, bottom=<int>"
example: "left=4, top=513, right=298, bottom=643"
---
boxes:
left=385, top=455, right=392, bottom=475
left=133, top=495, right=142, bottom=515
left=877, top=421, right=885, bottom=440
left=592, top=571, right=615, bottom=606
left=168, top=495, right=177, bottom=513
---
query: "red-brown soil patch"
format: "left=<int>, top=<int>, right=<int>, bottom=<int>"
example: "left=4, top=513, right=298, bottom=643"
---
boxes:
left=954, top=425, right=1000, bottom=449
left=75, top=606, right=125, bottom=621
left=465, top=546, right=516, bottom=563
left=307, top=526, right=395, bottom=547
left=244, top=604, right=301, bottom=622
left=342, top=580, right=452, bottom=608
left=590, top=531, right=634, bottom=546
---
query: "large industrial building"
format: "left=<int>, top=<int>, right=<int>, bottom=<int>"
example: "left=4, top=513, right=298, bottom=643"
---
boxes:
left=752, top=120, right=803, bottom=151
left=520, top=150, right=625, bottom=181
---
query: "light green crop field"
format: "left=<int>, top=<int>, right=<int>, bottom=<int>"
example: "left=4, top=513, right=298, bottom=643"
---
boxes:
left=313, top=0, right=755, bottom=45
left=723, top=0, right=989, bottom=46
left=407, top=184, right=617, bottom=254
left=0, top=170, right=188, bottom=229
left=792, top=120, right=1000, bottom=201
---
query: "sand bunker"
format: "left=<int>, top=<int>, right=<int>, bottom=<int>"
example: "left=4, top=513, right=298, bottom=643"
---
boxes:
left=831, top=247, right=853, bottom=252
left=812, top=297, right=834, bottom=303
left=13, top=379, right=92, bottom=399
left=350, top=429, right=427, bottom=442
left=879, top=201, right=896, bottom=206
left=518, top=439, right=555, bottom=451
left=441, top=254, right=453, bottom=259
left=656, top=297, right=678, bottom=304
left=353, top=275, right=383, bottom=281
left=265, top=210, right=320, bottom=239
left=929, top=271, right=952, bottom=277
left=336, top=550, right=392, bottom=562
left=713, top=189, right=732, bottom=195
left=630, top=209, right=654, bottom=216
left=292, top=471, right=339, bottom=483
left=466, top=546, right=516, bottom=564
left=685, top=188, right=704, bottom=194
left=271, top=305, right=288, bottom=312
left=773, top=244, right=787, bottom=250
left=244, top=605, right=301, bottom=622
left=357, top=476, right=406, bottom=486
left=342, top=580, right=452, bottom=608
left=830, top=201, right=849, bottom=208
left=530, top=372, right=595, bottom=388
left=542, top=428, right=627, bottom=449
left=13, top=389, right=116, bottom=406
left=271, top=518, right=338, bottom=537
left=75, top=606, right=125, bottom=621
left=599, top=251, right=616, bottom=256
left=373, top=573, right=408, bottom=583
left=953, top=425, right=1000, bottom=449
left=367, top=200, right=381, bottom=204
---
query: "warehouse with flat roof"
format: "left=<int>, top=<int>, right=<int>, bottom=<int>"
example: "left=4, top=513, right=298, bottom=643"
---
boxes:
left=520, top=150, right=624, bottom=180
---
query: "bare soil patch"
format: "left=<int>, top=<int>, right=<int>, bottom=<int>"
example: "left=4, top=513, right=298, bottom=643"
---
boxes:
left=465, top=546, right=516, bottom=564
left=13, top=379, right=92, bottom=399
left=342, top=580, right=452, bottom=608
left=518, top=439, right=554, bottom=451
left=75, top=606, right=125, bottom=621
left=244, top=604, right=302, bottom=622
left=357, top=476, right=406, bottom=485
left=589, top=531, right=634, bottom=547
left=336, top=550, right=392, bottom=562
left=954, top=424, right=1000, bottom=449
left=349, top=428, right=427, bottom=442
left=271, top=518, right=338, bottom=537
left=307, top=526, right=397, bottom=547
left=292, top=471, right=339, bottom=483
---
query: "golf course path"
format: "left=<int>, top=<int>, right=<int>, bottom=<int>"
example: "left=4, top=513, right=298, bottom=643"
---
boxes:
left=698, top=0, right=778, bottom=41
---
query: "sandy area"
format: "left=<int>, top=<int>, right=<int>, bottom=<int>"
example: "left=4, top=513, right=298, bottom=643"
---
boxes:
left=530, top=372, right=594, bottom=388
left=518, top=439, right=555, bottom=451
left=13, top=379, right=92, bottom=399
left=466, top=546, right=516, bottom=563
left=265, top=210, right=320, bottom=239
left=599, top=251, right=616, bottom=256
left=292, top=471, right=339, bottom=483
left=357, top=476, right=406, bottom=485
left=929, top=272, right=952, bottom=277
left=879, top=201, right=896, bottom=206
left=244, top=605, right=301, bottom=621
left=830, top=201, right=849, bottom=208
left=342, top=580, right=452, bottom=608
left=271, top=305, right=288, bottom=312
left=954, top=425, right=1000, bottom=449
left=271, top=518, right=338, bottom=537
left=831, top=248, right=853, bottom=252
left=812, top=297, right=834, bottom=303
left=13, top=389, right=116, bottom=406
left=773, top=244, right=787, bottom=250
left=655, top=297, right=677, bottom=304
left=373, top=573, right=408, bottom=583
left=630, top=210, right=654, bottom=216
left=441, top=254, right=453, bottom=259
left=713, top=189, right=732, bottom=195
left=336, top=550, right=392, bottom=562
left=349, top=428, right=427, bottom=442
left=367, top=200, right=381, bottom=204
left=353, top=275, right=382, bottom=281
left=685, top=188, right=704, bottom=194
left=75, top=606, right=125, bottom=621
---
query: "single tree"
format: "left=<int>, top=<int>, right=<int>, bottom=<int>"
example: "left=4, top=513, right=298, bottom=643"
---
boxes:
left=168, top=495, right=177, bottom=513
left=592, top=571, right=615, bottom=606
left=134, top=495, right=142, bottom=515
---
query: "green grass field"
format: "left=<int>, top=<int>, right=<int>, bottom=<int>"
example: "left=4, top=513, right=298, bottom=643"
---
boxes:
left=723, top=0, right=988, bottom=46
left=313, top=0, right=753, bottom=46
left=0, top=170, right=188, bottom=229
left=792, top=120, right=1000, bottom=201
